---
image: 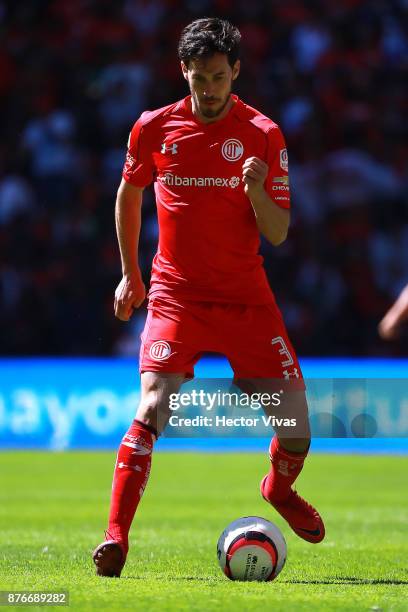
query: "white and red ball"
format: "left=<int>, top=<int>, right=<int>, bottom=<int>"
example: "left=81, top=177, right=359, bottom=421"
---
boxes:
left=217, top=516, right=287, bottom=582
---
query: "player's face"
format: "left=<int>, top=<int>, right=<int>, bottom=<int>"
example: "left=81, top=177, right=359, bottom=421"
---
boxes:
left=181, top=53, right=240, bottom=122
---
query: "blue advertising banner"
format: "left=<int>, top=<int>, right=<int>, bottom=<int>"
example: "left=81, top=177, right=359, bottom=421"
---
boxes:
left=0, top=357, right=407, bottom=452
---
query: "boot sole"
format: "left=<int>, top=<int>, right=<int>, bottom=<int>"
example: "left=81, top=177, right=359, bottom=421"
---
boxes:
left=92, top=540, right=125, bottom=577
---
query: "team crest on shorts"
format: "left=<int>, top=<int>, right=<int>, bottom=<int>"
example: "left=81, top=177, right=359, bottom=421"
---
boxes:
left=149, top=340, right=172, bottom=361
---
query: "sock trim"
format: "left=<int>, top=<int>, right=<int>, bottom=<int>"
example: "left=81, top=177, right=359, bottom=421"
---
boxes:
left=270, top=436, right=309, bottom=461
left=134, top=418, right=158, bottom=439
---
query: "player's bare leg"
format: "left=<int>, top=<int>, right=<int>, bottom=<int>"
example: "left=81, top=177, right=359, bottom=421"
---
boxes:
left=93, top=372, right=185, bottom=577
left=236, top=379, right=325, bottom=543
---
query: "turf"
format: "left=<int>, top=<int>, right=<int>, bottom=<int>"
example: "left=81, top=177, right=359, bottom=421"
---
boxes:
left=0, top=452, right=407, bottom=611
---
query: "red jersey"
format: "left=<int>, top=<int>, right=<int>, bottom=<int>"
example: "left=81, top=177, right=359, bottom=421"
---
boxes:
left=122, top=95, right=290, bottom=304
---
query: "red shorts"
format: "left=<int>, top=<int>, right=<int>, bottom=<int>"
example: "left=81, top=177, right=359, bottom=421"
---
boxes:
left=139, top=296, right=304, bottom=384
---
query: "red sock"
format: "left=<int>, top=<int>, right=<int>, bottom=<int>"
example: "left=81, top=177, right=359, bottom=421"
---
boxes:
left=263, top=435, right=309, bottom=502
left=106, top=420, right=155, bottom=554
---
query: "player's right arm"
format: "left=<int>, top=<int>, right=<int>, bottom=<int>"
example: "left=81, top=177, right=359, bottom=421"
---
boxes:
left=114, top=115, right=155, bottom=321
left=114, top=179, right=146, bottom=321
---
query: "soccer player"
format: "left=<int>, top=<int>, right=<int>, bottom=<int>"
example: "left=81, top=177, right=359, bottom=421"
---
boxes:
left=93, top=18, right=325, bottom=577
left=378, top=284, right=408, bottom=340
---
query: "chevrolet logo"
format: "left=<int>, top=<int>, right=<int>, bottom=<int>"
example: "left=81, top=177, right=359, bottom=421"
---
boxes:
left=273, top=176, right=289, bottom=185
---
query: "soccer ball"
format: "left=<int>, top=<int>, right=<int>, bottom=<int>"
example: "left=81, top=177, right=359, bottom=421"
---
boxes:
left=217, top=516, right=287, bottom=582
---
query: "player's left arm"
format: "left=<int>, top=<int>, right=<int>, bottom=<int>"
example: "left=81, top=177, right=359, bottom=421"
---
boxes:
left=243, top=126, right=291, bottom=246
left=243, top=156, right=290, bottom=246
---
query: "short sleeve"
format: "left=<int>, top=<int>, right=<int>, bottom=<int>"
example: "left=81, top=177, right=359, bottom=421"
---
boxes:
left=264, top=126, right=290, bottom=209
left=122, top=116, right=155, bottom=187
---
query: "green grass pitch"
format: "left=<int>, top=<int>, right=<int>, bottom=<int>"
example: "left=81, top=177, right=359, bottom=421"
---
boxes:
left=0, top=451, right=407, bottom=611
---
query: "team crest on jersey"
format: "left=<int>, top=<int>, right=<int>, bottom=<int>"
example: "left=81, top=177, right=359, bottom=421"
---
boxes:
left=222, top=139, right=244, bottom=162
left=149, top=340, right=172, bottom=361
left=280, top=149, right=288, bottom=172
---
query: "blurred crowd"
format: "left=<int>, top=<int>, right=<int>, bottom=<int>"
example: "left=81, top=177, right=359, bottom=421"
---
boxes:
left=0, top=0, right=407, bottom=356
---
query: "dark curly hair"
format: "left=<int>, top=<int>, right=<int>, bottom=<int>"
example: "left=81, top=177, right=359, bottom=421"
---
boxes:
left=178, top=18, right=241, bottom=68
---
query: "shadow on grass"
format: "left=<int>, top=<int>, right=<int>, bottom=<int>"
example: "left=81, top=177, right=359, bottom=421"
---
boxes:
left=285, top=577, right=408, bottom=586
left=121, top=576, right=218, bottom=582
left=120, top=576, right=408, bottom=586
